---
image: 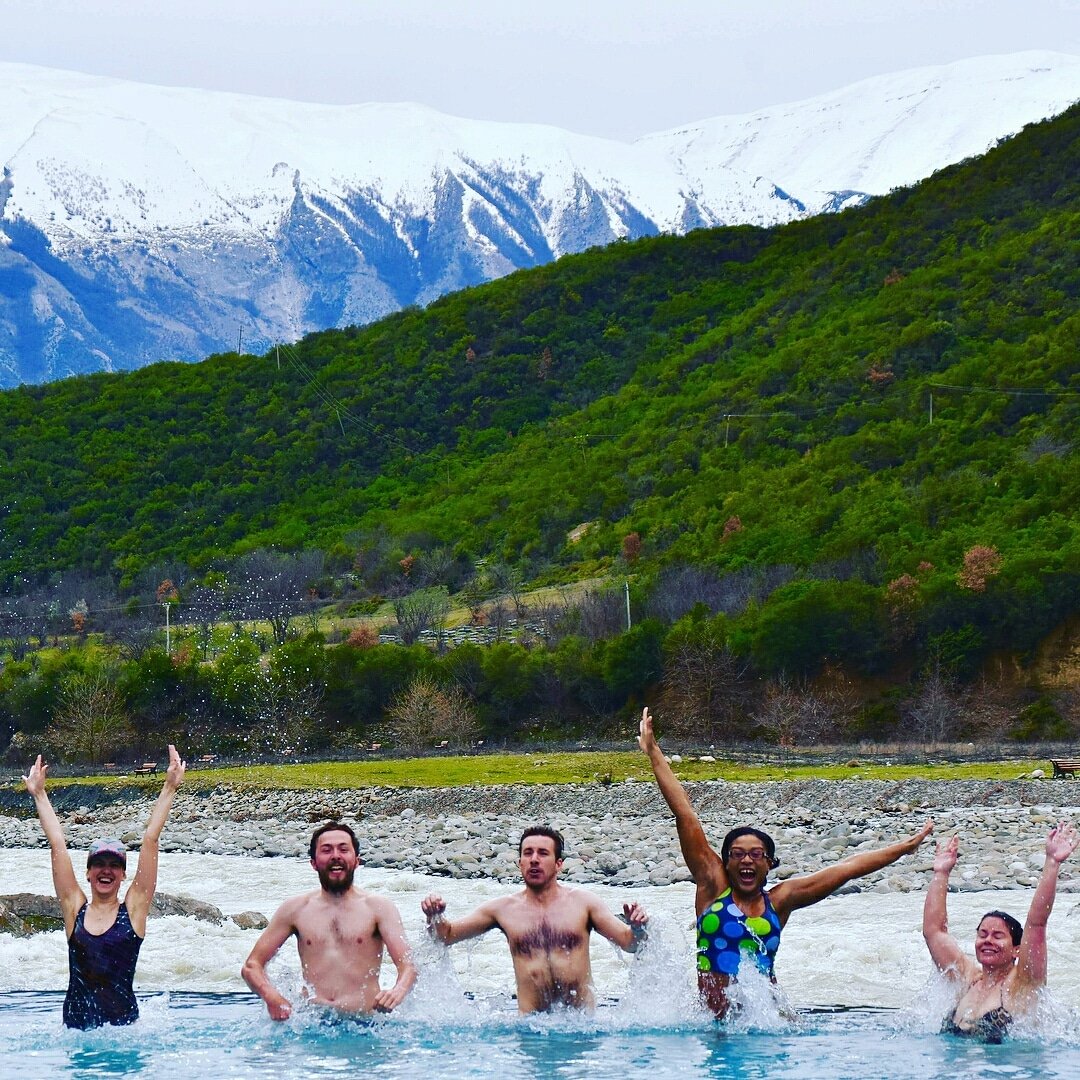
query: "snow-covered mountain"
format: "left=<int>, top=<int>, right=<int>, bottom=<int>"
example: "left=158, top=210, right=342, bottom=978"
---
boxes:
left=0, top=51, right=1077, bottom=387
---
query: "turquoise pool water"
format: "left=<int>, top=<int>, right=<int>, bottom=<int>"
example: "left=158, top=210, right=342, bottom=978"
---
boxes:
left=5, top=992, right=1079, bottom=1080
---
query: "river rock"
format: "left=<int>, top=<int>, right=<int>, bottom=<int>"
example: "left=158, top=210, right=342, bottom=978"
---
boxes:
left=151, top=892, right=225, bottom=923
left=0, top=901, right=32, bottom=937
left=230, top=911, right=268, bottom=930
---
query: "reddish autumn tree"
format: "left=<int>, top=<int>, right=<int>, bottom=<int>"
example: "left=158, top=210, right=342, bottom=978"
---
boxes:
left=722, top=516, right=743, bottom=541
left=346, top=625, right=379, bottom=649
left=957, top=546, right=1003, bottom=591
left=156, top=579, right=179, bottom=604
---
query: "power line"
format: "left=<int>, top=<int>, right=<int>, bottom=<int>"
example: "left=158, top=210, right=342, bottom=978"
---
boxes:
left=929, top=382, right=1080, bottom=397
left=277, top=342, right=420, bottom=455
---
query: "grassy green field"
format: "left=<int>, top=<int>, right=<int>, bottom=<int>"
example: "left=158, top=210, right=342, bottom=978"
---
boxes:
left=7, top=752, right=1048, bottom=791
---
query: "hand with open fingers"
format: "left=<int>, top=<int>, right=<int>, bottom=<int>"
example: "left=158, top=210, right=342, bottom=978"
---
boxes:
left=22, top=754, right=48, bottom=797
left=933, top=835, right=959, bottom=874
left=1046, top=822, right=1080, bottom=864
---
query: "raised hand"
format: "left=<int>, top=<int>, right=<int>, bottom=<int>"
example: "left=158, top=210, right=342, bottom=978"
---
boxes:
left=638, top=707, right=657, bottom=754
left=165, top=744, right=186, bottom=789
left=900, top=819, right=934, bottom=854
left=1046, top=822, right=1080, bottom=865
left=22, top=754, right=48, bottom=797
left=932, top=834, right=959, bottom=874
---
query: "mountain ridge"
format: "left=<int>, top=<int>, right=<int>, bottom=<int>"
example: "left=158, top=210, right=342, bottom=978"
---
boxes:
left=1, top=51, right=1077, bottom=387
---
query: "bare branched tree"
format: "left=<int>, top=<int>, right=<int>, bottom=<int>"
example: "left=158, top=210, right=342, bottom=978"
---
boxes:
left=387, top=675, right=479, bottom=753
left=753, top=673, right=857, bottom=747
left=529, top=592, right=576, bottom=644
left=185, top=580, right=228, bottom=660
left=46, top=669, right=133, bottom=763
left=229, top=549, right=326, bottom=646
left=392, top=586, right=451, bottom=646
left=484, top=597, right=513, bottom=643
left=488, top=563, right=526, bottom=619
left=559, top=585, right=626, bottom=643
left=658, top=629, right=753, bottom=742
left=901, top=667, right=964, bottom=743
left=242, top=669, right=323, bottom=755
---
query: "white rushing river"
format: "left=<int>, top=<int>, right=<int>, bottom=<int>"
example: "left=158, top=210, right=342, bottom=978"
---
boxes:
left=3, top=849, right=1080, bottom=1011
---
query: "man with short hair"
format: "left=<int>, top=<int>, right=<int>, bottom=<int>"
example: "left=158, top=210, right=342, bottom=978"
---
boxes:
left=243, top=822, right=417, bottom=1019
left=421, top=825, right=648, bottom=1013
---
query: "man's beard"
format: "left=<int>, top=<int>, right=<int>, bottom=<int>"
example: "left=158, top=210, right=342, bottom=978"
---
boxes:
left=318, top=863, right=356, bottom=894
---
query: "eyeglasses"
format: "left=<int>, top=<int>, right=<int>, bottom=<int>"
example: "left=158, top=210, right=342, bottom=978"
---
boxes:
left=728, top=847, right=769, bottom=862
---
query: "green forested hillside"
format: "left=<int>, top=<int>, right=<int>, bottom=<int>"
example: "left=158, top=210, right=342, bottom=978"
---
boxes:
left=2, top=102, right=1079, bottom=652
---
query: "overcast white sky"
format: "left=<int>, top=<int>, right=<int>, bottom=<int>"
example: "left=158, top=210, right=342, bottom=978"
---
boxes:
left=2, top=0, right=1078, bottom=140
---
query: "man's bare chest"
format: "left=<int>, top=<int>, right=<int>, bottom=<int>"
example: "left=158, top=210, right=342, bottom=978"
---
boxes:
left=506, top=917, right=586, bottom=958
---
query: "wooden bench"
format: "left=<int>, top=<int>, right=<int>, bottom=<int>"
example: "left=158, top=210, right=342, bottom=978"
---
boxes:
left=197, top=755, right=218, bottom=767
left=133, top=761, right=158, bottom=776
left=102, top=763, right=117, bottom=774
left=1050, top=759, right=1080, bottom=778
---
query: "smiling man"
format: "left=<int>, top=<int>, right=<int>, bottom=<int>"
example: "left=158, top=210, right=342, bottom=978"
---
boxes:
left=242, top=822, right=417, bottom=1019
left=421, top=825, right=648, bottom=1013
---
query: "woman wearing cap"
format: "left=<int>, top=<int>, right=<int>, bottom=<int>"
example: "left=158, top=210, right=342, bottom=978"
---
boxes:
left=637, top=707, right=932, bottom=1018
left=924, top=823, right=1079, bottom=1041
left=23, top=744, right=186, bottom=1028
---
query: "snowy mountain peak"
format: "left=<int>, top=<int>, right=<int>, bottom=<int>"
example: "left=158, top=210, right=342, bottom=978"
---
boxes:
left=0, top=51, right=1077, bottom=386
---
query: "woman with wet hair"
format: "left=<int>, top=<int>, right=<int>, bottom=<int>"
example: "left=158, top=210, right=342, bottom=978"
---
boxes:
left=923, top=824, right=1079, bottom=1041
left=638, top=707, right=932, bottom=1018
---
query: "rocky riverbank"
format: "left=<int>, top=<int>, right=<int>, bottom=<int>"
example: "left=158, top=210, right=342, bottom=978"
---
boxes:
left=3, top=778, right=1080, bottom=894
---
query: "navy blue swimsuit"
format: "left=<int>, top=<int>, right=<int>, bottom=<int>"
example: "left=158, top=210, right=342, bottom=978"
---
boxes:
left=64, top=901, right=143, bottom=1029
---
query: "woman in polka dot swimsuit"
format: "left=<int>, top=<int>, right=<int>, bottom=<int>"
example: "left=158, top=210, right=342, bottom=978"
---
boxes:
left=638, top=707, right=933, bottom=1018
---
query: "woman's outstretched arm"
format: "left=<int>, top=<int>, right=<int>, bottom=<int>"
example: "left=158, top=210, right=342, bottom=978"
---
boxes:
left=638, top=707, right=725, bottom=907
left=23, top=755, right=84, bottom=930
left=771, top=820, right=933, bottom=923
left=920, top=835, right=972, bottom=978
left=125, top=744, right=186, bottom=931
left=1014, top=822, right=1080, bottom=989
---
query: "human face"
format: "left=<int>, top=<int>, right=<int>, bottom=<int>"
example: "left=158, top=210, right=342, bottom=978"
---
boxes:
left=975, top=916, right=1019, bottom=969
left=310, top=829, right=360, bottom=894
left=518, top=835, right=563, bottom=890
left=725, top=833, right=771, bottom=894
left=86, top=856, right=126, bottom=896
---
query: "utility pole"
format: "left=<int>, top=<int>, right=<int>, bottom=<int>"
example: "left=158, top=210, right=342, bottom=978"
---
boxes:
left=162, top=602, right=171, bottom=655
left=237, top=325, right=243, bottom=354
left=625, top=580, right=632, bottom=630
left=276, top=343, right=280, bottom=370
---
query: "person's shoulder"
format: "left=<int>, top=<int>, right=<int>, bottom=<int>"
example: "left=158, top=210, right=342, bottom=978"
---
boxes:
left=364, top=890, right=406, bottom=918
left=557, top=884, right=601, bottom=908
left=273, top=889, right=320, bottom=919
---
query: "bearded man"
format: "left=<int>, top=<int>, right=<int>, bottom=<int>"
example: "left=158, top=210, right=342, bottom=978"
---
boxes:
left=242, top=822, right=417, bottom=1019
